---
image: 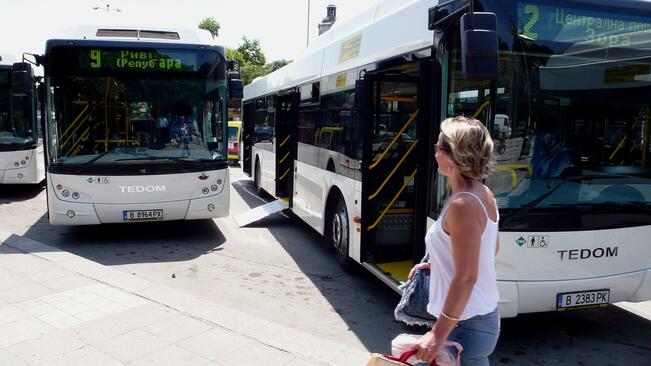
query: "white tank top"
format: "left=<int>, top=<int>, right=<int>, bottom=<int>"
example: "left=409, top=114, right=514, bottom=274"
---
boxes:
left=425, top=191, right=500, bottom=320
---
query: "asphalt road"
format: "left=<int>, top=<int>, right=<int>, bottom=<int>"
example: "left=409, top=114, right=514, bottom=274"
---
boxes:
left=1, top=166, right=650, bottom=365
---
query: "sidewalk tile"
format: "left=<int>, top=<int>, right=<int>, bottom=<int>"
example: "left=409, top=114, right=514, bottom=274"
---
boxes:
left=14, top=299, right=58, bottom=317
left=48, top=345, right=125, bottom=366
left=48, top=315, right=84, bottom=330
left=0, top=283, right=54, bottom=304
left=219, top=340, right=295, bottom=366
left=129, top=344, right=211, bottom=366
left=93, top=329, right=171, bottom=363
left=40, top=275, right=97, bottom=292
left=112, top=303, right=178, bottom=328
left=63, top=315, right=135, bottom=344
left=143, top=314, right=212, bottom=343
left=0, top=271, right=32, bottom=291
left=22, top=266, right=71, bottom=283
left=0, top=351, right=32, bottom=366
left=3, top=331, right=85, bottom=365
left=283, top=358, right=325, bottom=366
left=0, top=317, right=55, bottom=348
left=0, top=305, right=31, bottom=326
left=177, top=328, right=264, bottom=362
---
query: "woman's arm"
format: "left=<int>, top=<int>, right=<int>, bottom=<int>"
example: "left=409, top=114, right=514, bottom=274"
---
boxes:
left=416, top=196, right=483, bottom=360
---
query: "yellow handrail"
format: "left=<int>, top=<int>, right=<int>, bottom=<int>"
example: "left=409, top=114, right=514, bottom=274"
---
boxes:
left=279, top=134, right=291, bottom=148
left=277, top=168, right=290, bottom=181
left=472, top=101, right=490, bottom=119
left=367, top=168, right=417, bottom=231
left=368, top=140, right=418, bottom=201
left=369, top=109, right=419, bottom=171
left=65, top=127, right=90, bottom=156
left=609, top=121, right=638, bottom=161
left=60, top=104, right=90, bottom=142
left=278, top=151, right=291, bottom=164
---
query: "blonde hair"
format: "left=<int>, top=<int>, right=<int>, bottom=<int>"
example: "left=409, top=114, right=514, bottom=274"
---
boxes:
left=439, top=116, right=495, bottom=180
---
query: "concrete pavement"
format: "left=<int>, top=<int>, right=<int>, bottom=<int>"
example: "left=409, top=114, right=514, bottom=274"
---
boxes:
left=0, top=230, right=370, bottom=366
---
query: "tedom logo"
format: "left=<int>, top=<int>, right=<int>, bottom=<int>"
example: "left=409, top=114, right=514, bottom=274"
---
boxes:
left=119, top=185, right=166, bottom=193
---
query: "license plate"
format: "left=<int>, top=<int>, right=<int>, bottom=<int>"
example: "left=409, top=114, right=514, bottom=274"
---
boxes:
left=556, top=289, right=610, bottom=310
left=123, top=209, right=164, bottom=221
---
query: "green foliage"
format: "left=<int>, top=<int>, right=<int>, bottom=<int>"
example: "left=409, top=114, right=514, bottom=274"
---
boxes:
left=240, top=63, right=267, bottom=85
left=199, top=17, right=220, bottom=39
left=237, top=36, right=266, bottom=67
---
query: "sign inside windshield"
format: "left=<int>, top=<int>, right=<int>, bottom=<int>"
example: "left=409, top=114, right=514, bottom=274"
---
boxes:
left=518, top=1, right=651, bottom=47
left=79, top=49, right=200, bottom=72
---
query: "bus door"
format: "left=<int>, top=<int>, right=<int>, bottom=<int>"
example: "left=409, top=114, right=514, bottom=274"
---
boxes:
left=242, top=102, right=255, bottom=176
left=361, top=69, right=421, bottom=278
left=274, top=92, right=298, bottom=204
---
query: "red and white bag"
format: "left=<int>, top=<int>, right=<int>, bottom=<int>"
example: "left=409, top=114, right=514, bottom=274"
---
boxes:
left=391, top=333, right=463, bottom=366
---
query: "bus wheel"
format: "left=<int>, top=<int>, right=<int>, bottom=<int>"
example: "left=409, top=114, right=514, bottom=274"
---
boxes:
left=254, top=158, right=262, bottom=194
left=329, top=197, right=352, bottom=271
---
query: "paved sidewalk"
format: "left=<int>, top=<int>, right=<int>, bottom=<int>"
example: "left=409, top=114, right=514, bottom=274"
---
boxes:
left=0, top=230, right=370, bottom=366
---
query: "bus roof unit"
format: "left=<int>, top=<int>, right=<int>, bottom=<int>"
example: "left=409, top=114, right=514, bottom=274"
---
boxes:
left=245, top=0, right=432, bottom=100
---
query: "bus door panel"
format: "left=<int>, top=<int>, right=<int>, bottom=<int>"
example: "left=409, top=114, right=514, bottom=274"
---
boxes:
left=362, top=72, right=420, bottom=263
left=275, top=92, right=298, bottom=203
left=242, top=102, right=255, bottom=176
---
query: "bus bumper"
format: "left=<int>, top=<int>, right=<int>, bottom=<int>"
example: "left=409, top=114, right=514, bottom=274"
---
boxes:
left=497, top=269, right=651, bottom=317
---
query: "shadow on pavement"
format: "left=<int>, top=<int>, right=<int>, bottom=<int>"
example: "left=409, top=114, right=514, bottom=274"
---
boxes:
left=20, top=213, right=226, bottom=265
left=232, top=176, right=409, bottom=352
left=0, top=182, right=45, bottom=203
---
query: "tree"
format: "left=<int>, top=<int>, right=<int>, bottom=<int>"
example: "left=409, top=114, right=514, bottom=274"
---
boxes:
left=237, top=36, right=266, bottom=67
left=199, top=17, right=220, bottom=39
left=265, top=60, right=291, bottom=74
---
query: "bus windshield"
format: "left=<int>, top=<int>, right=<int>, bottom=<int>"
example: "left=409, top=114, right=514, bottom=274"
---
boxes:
left=45, top=47, right=227, bottom=168
left=448, top=0, right=651, bottom=220
left=0, top=69, right=36, bottom=147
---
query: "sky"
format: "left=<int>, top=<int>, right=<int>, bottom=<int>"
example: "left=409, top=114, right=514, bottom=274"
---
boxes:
left=1, top=0, right=380, bottom=67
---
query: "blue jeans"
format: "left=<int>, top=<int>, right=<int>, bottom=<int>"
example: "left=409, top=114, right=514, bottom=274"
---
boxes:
left=417, top=308, right=500, bottom=366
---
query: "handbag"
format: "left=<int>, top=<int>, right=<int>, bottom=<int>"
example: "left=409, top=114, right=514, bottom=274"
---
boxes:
left=366, top=349, right=433, bottom=366
left=391, top=333, right=463, bottom=366
left=394, top=256, right=437, bottom=327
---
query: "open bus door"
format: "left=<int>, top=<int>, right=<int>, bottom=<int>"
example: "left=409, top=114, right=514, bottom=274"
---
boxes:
left=242, top=102, right=255, bottom=176
left=274, top=92, right=298, bottom=205
left=359, top=59, right=437, bottom=287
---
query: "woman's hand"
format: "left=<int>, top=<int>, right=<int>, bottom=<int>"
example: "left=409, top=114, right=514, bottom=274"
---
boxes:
left=414, top=330, right=440, bottom=364
left=407, top=263, right=431, bottom=281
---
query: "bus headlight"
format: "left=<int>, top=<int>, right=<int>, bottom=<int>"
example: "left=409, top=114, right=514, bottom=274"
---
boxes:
left=14, top=162, right=19, bottom=167
left=202, top=187, right=210, bottom=194
left=17, top=173, right=24, bottom=179
left=62, top=190, right=70, bottom=197
left=21, top=160, right=26, bottom=165
left=207, top=204, right=215, bottom=212
left=66, top=210, right=75, bottom=218
left=211, top=184, right=218, bottom=191
left=72, top=192, right=80, bottom=199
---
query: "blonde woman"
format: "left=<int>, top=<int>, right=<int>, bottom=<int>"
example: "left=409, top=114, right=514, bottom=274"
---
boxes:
left=412, top=116, right=500, bottom=365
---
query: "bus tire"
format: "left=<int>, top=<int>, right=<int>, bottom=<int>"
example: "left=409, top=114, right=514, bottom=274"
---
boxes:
left=328, top=195, right=353, bottom=271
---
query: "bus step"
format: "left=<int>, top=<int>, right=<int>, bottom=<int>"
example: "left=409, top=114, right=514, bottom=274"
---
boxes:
left=233, top=199, right=289, bottom=227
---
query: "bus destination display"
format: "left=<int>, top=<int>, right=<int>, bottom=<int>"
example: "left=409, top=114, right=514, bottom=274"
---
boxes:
left=518, top=1, right=651, bottom=47
left=79, top=49, right=199, bottom=72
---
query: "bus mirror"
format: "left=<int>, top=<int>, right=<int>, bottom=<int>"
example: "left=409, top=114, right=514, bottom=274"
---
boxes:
left=11, top=62, right=33, bottom=96
left=229, top=78, right=244, bottom=100
left=460, top=12, right=498, bottom=80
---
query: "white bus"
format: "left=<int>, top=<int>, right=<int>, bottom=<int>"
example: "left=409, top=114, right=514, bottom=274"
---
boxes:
left=20, top=27, right=242, bottom=225
left=242, top=0, right=651, bottom=317
left=0, top=53, right=45, bottom=184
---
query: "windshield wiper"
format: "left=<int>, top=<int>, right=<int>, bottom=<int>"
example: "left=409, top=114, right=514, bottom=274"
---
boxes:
left=500, top=174, right=629, bottom=226
left=74, top=152, right=111, bottom=174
